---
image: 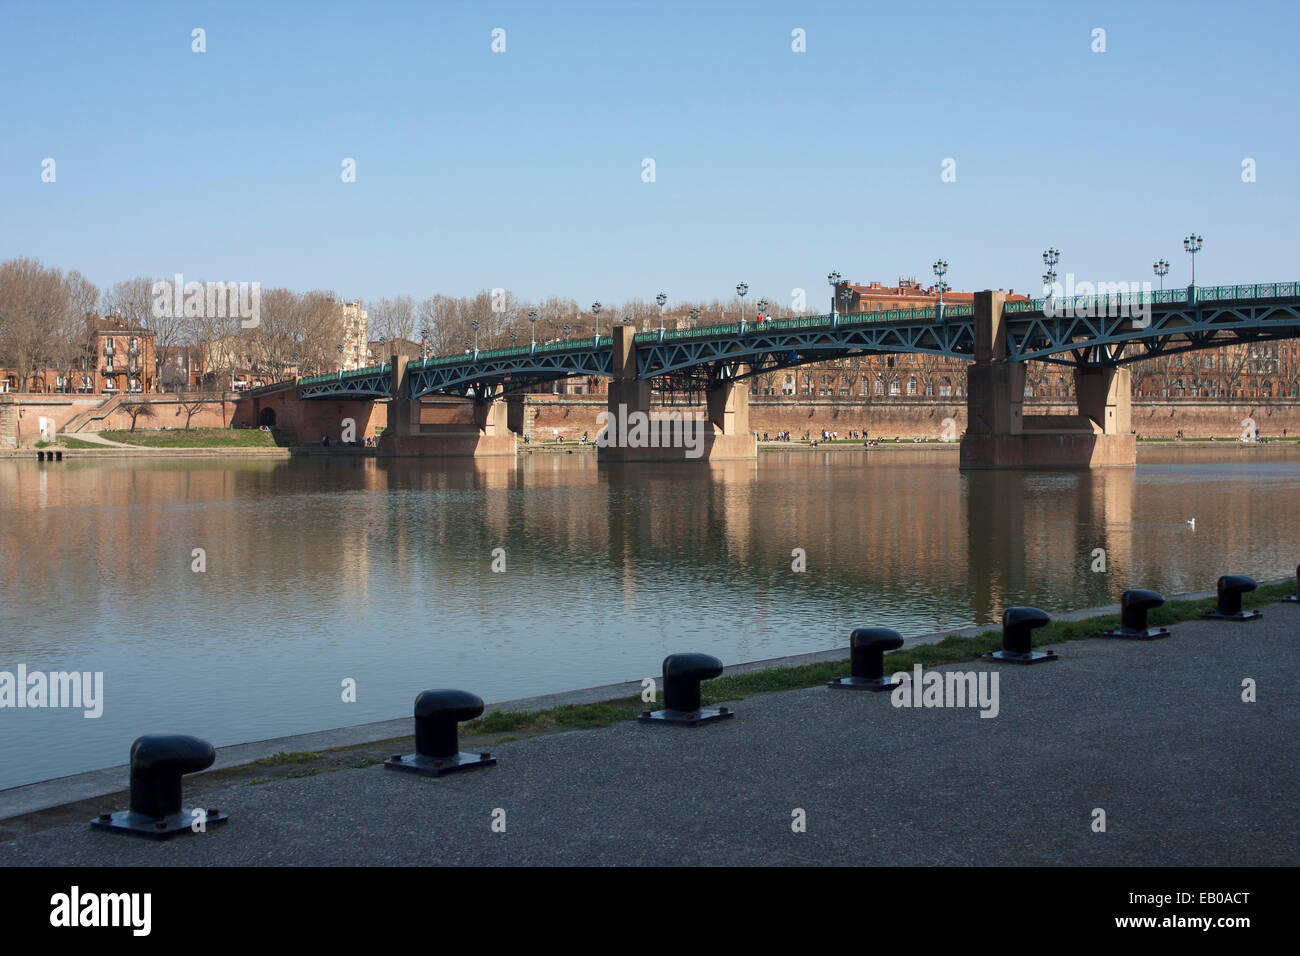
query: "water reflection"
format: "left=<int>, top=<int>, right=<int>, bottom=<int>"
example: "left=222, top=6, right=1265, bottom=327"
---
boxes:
left=0, top=447, right=1296, bottom=788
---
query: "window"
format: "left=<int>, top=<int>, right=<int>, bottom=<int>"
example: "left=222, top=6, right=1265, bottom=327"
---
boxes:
left=939, top=378, right=952, bottom=397
left=889, top=378, right=901, bottom=396
left=907, top=377, right=918, bottom=396
left=874, top=377, right=884, bottom=396
left=105, top=376, right=117, bottom=391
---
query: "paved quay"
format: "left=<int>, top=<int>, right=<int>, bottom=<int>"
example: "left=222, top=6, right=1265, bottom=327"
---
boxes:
left=2, top=603, right=1296, bottom=866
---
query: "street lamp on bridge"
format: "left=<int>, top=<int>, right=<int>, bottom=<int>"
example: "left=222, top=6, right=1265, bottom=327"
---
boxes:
left=420, top=324, right=430, bottom=361
left=827, top=271, right=841, bottom=323
left=736, top=282, right=748, bottom=328
left=689, top=306, right=700, bottom=328
left=471, top=319, right=480, bottom=356
left=528, top=310, right=538, bottom=352
left=591, top=301, right=601, bottom=343
left=337, top=343, right=343, bottom=379
left=1042, top=248, right=1060, bottom=301
left=1184, top=234, right=1203, bottom=291
left=755, top=298, right=768, bottom=323
left=932, top=260, right=949, bottom=319
left=1153, top=258, right=1170, bottom=293
left=656, top=292, right=667, bottom=338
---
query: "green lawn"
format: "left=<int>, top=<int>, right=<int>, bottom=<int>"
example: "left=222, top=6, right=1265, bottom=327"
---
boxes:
left=97, top=427, right=277, bottom=448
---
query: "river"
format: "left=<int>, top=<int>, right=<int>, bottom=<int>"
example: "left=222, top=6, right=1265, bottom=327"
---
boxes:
left=1, top=445, right=1297, bottom=789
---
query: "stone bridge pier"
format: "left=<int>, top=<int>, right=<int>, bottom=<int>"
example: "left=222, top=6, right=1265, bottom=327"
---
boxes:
left=381, top=350, right=516, bottom=458
left=599, top=325, right=757, bottom=461
left=960, top=290, right=1135, bottom=469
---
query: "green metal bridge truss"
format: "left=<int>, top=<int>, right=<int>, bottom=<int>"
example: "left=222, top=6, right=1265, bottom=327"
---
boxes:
left=292, top=283, right=1300, bottom=400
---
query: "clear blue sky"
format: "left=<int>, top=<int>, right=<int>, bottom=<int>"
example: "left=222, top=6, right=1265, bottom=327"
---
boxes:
left=2, top=0, right=1297, bottom=308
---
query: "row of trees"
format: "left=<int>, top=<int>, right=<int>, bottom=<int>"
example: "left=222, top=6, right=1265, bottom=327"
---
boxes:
left=363, top=291, right=787, bottom=358
left=3, top=256, right=1297, bottom=399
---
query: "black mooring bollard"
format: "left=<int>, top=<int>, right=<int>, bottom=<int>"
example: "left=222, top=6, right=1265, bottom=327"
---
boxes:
left=1284, top=564, right=1299, bottom=604
left=1204, top=574, right=1262, bottom=621
left=90, top=734, right=227, bottom=840
left=829, top=627, right=905, bottom=690
left=1103, top=589, right=1171, bottom=640
left=36, top=450, right=45, bottom=462
left=638, top=653, right=734, bottom=726
left=984, top=606, right=1056, bottom=664
left=384, top=689, right=496, bottom=776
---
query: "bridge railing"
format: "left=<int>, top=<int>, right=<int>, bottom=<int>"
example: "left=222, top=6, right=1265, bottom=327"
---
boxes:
left=298, top=363, right=387, bottom=387
left=631, top=303, right=974, bottom=345
left=1004, top=282, right=1299, bottom=316
left=409, top=336, right=602, bottom=371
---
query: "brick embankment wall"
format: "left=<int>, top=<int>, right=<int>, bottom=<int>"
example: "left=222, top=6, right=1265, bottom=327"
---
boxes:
left=0, top=394, right=239, bottom=444
left=519, top=396, right=1300, bottom=441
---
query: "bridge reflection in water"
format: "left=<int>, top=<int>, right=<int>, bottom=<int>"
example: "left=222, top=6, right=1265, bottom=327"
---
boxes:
left=0, top=448, right=1296, bottom=788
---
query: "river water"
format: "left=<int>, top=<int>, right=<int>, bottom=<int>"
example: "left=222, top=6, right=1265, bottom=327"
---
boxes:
left=1, top=446, right=1297, bottom=790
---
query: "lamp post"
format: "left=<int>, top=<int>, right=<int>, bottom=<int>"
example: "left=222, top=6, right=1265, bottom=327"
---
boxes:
left=1042, top=248, right=1060, bottom=306
left=528, top=310, right=538, bottom=352
left=755, top=298, right=768, bottom=323
left=736, top=282, right=748, bottom=329
left=839, top=286, right=852, bottom=320
left=472, top=319, right=480, bottom=356
left=932, top=260, right=949, bottom=319
left=337, top=343, right=343, bottom=379
left=509, top=329, right=518, bottom=348
left=656, top=292, right=667, bottom=338
left=562, top=324, right=572, bottom=343
left=591, top=301, right=601, bottom=344
left=827, top=271, right=841, bottom=323
left=1183, top=234, right=1203, bottom=291
left=689, top=306, right=700, bottom=328
left=420, top=323, right=430, bottom=362
left=1153, top=258, right=1170, bottom=293
left=379, top=336, right=386, bottom=370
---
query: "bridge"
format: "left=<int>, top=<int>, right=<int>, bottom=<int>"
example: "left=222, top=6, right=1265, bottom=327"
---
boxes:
left=247, top=281, right=1300, bottom=468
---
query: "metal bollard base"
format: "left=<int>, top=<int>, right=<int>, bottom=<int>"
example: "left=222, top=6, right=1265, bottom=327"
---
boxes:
left=1102, top=626, right=1171, bottom=640
left=91, top=808, right=228, bottom=841
left=638, top=707, right=734, bottom=727
left=983, top=649, right=1058, bottom=665
left=828, top=675, right=901, bottom=691
left=384, top=752, right=496, bottom=777
left=1202, top=610, right=1262, bottom=622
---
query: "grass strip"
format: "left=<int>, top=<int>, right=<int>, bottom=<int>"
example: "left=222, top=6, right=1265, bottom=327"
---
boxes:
left=460, top=581, right=1296, bottom=732
left=98, top=427, right=276, bottom=448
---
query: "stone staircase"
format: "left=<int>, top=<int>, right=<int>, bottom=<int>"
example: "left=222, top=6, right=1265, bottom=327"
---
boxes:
left=62, top=394, right=128, bottom=434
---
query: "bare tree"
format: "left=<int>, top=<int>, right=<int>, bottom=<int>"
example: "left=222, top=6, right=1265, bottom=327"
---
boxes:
left=122, top=400, right=155, bottom=432
left=0, top=258, right=67, bottom=390
left=365, top=296, right=416, bottom=345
